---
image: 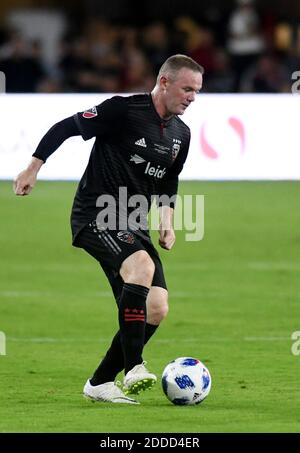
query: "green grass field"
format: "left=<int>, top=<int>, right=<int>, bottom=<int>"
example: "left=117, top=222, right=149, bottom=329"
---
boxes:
left=1, top=180, right=300, bottom=433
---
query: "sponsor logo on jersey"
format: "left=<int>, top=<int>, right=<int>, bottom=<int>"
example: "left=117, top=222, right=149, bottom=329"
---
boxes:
left=130, top=154, right=146, bottom=164
left=117, top=231, right=135, bottom=244
left=83, top=106, right=98, bottom=119
left=135, top=138, right=147, bottom=148
left=144, top=162, right=166, bottom=179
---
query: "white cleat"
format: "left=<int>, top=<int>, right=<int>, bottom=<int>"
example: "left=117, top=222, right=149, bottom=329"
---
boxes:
left=123, top=361, right=157, bottom=395
left=83, top=380, right=139, bottom=404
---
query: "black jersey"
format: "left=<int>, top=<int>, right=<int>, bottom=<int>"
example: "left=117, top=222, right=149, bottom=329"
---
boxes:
left=71, top=94, right=191, bottom=244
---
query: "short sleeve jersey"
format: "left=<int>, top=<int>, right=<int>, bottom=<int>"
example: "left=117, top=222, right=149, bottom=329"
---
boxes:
left=71, top=94, right=191, bottom=244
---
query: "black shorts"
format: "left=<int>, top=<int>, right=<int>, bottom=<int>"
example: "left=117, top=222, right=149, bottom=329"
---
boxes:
left=75, top=220, right=167, bottom=302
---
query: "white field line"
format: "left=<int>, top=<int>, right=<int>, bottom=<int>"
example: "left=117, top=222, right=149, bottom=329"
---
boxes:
left=247, top=262, right=300, bottom=271
left=244, top=336, right=291, bottom=341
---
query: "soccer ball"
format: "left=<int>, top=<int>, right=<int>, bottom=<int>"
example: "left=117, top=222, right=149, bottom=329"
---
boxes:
left=161, top=357, right=211, bottom=405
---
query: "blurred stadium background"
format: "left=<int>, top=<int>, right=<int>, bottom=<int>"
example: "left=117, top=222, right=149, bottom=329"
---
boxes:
left=0, top=0, right=299, bottom=93
left=1, top=0, right=300, bottom=435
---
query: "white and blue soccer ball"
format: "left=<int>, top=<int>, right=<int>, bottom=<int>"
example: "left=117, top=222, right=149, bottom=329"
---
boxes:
left=161, top=357, right=212, bottom=405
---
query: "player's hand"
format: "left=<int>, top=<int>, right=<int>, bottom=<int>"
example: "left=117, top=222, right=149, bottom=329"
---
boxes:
left=159, top=227, right=176, bottom=250
left=13, top=157, right=43, bottom=196
left=13, top=169, right=37, bottom=196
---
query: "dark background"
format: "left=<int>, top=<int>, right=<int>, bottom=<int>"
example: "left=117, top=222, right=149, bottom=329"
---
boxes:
left=0, top=0, right=299, bottom=93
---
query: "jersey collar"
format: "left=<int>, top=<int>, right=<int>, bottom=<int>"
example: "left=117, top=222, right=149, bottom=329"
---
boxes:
left=148, top=93, right=173, bottom=127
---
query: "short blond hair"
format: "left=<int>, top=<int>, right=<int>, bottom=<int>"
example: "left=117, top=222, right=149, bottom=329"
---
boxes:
left=157, top=54, right=204, bottom=82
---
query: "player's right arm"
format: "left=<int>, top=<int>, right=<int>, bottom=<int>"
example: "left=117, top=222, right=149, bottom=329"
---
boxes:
left=14, top=96, right=127, bottom=196
left=14, top=115, right=80, bottom=196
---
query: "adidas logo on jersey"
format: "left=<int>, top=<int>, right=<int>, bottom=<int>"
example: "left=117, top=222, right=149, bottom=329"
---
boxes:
left=135, top=138, right=147, bottom=148
left=144, top=162, right=166, bottom=179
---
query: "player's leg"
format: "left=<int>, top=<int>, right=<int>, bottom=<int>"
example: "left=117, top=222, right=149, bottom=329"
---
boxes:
left=90, top=250, right=157, bottom=396
left=121, top=252, right=168, bottom=394
left=90, top=287, right=168, bottom=385
left=90, top=247, right=168, bottom=392
left=118, top=250, right=155, bottom=374
left=77, top=222, right=166, bottom=397
left=77, top=221, right=149, bottom=404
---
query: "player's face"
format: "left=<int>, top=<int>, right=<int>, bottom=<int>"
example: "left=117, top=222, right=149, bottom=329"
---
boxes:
left=163, top=68, right=203, bottom=116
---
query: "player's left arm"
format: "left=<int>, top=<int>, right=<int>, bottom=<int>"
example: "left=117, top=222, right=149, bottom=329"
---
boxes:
left=156, top=127, right=191, bottom=250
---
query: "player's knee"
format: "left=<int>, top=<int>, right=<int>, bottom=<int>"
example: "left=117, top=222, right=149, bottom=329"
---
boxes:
left=148, top=295, right=169, bottom=324
left=156, top=301, right=169, bottom=323
left=121, top=250, right=155, bottom=287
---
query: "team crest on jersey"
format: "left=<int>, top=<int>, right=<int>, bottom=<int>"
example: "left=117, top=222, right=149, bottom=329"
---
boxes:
left=172, top=143, right=180, bottom=160
left=83, top=106, right=98, bottom=119
left=117, top=231, right=135, bottom=244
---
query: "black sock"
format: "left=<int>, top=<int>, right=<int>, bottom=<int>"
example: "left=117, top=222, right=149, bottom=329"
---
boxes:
left=144, top=322, right=158, bottom=342
left=118, top=283, right=149, bottom=374
left=90, top=323, right=158, bottom=386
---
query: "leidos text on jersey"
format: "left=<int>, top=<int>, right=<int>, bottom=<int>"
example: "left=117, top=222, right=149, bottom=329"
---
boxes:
left=144, top=162, right=166, bottom=179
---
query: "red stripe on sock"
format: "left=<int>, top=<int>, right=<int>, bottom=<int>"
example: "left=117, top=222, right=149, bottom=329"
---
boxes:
left=124, top=317, right=145, bottom=322
left=124, top=315, right=145, bottom=319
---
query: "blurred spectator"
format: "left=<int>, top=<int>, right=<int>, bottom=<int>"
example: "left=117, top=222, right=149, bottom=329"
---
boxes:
left=274, top=23, right=293, bottom=52
left=59, top=37, right=92, bottom=91
left=273, top=22, right=300, bottom=81
left=204, top=49, right=235, bottom=92
left=59, top=19, right=122, bottom=92
left=0, top=5, right=297, bottom=94
left=227, top=0, right=265, bottom=90
left=239, top=53, right=290, bottom=93
left=141, top=22, right=171, bottom=74
left=174, top=17, right=217, bottom=75
left=121, top=49, right=155, bottom=92
left=0, top=33, right=45, bottom=92
left=37, top=77, right=64, bottom=93
left=119, top=26, right=139, bottom=57
left=77, top=18, right=121, bottom=92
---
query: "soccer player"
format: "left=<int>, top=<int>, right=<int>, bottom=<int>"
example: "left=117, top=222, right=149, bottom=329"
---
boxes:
left=14, top=54, right=203, bottom=404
